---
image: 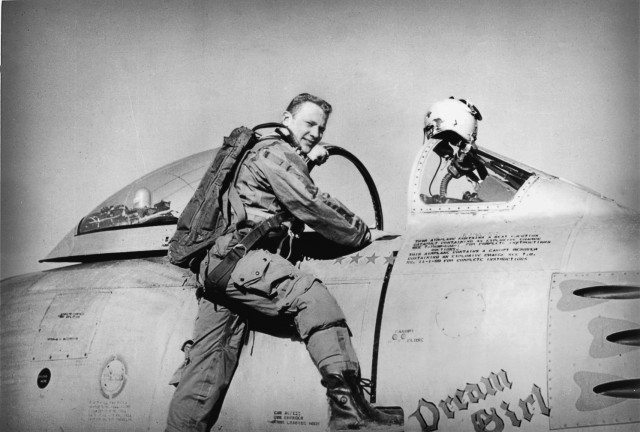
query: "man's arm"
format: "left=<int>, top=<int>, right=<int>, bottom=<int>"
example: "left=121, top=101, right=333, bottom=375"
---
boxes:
left=256, top=145, right=371, bottom=248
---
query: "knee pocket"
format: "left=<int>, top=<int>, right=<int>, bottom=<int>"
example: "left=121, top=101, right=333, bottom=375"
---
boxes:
left=230, top=250, right=294, bottom=297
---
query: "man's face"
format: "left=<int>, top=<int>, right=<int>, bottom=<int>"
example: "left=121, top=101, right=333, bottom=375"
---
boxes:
left=282, top=102, right=328, bottom=154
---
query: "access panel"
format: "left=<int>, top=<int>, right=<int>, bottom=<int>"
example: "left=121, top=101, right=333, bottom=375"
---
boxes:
left=548, top=271, right=640, bottom=429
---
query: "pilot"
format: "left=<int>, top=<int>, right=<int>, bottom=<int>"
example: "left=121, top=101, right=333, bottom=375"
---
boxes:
left=165, top=93, right=402, bottom=432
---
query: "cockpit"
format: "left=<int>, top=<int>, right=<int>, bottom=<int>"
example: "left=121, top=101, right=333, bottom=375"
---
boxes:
left=76, top=152, right=208, bottom=235
left=408, top=136, right=535, bottom=216
left=419, top=138, right=532, bottom=205
left=78, top=185, right=176, bottom=236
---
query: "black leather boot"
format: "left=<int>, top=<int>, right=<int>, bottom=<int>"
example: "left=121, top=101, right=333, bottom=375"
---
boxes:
left=321, top=369, right=404, bottom=431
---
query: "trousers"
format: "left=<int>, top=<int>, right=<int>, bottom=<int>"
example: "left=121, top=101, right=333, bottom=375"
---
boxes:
left=165, top=249, right=359, bottom=432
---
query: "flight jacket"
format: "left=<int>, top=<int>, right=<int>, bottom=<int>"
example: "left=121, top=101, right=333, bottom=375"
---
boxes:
left=212, top=134, right=371, bottom=258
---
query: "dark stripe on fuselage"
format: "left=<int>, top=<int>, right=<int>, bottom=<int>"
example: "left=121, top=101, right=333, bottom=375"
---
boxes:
left=370, top=250, right=398, bottom=403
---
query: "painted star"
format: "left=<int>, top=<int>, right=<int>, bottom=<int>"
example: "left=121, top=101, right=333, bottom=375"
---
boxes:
left=334, top=256, right=346, bottom=264
left=366, top=253, right=379, bottom=264
left=384, top=253, right=397, bottom=265
left=350, top=253, right=363, bottom=264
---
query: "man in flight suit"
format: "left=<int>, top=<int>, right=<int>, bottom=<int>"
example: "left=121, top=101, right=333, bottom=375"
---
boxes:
left=165, top=93, right=403, bottom=431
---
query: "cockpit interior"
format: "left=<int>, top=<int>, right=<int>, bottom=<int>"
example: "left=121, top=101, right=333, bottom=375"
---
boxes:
left=418, top=136, right=533, bottom=206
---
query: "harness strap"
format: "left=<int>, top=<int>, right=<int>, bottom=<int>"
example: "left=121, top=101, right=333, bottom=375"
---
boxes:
left=203, top=123, right=294, bottom=300
left=227, top=156, right=248, bottom=225
left=203, top=212, right=287, bottom=298
left=227, top=135, right=280, bottom=228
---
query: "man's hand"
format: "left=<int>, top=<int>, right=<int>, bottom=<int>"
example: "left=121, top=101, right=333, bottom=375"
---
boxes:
left=307, top=145, right=329, bottom=165
left=369, top=229, right=399, bottom=242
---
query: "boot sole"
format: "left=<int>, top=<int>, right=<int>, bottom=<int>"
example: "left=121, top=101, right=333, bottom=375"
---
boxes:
left=332, top=422, right=404, bottom=432
left=343, top=426, right=403, bottom=432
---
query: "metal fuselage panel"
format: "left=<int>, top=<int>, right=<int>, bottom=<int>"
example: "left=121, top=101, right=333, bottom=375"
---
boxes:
left=0, top=258, right=199, bottom=432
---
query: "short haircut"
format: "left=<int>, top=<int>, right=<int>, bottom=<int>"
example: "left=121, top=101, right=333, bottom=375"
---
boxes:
left=286, top=93, right=332, bottom=117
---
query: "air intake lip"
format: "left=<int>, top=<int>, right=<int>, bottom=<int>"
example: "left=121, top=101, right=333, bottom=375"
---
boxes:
left=606, top=329, right=640, bottom=347
left=573, top=285, right=640, bottom=300
left=593, top=379, right=640, bottom=399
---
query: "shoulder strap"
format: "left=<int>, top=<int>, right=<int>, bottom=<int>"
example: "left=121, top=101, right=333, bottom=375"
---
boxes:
left=227, top=151, right=250, bottom=226
left=227, top=123, right=286, bottom=228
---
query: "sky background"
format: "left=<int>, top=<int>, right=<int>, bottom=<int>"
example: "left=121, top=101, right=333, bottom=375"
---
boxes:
left=1, top=0, right=639, bottom=278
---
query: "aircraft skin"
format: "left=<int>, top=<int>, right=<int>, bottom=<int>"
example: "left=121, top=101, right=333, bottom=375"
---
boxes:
left=1, top=138, right=638, bottom=432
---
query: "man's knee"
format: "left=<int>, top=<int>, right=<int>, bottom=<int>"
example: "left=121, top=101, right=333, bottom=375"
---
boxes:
left=277, top=277, right=346, bottom=340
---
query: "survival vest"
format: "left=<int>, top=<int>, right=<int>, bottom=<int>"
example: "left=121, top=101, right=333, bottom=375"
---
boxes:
left=168, top=123, right=285, bottom=270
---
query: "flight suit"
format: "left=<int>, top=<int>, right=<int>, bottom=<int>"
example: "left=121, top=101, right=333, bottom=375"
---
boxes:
left=165, top=134, right=371, bottom=432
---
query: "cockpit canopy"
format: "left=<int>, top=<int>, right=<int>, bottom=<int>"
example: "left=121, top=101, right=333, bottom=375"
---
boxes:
left=42, top=150, right=214, bottom=262
left=76, top=150, right=215, bottom=236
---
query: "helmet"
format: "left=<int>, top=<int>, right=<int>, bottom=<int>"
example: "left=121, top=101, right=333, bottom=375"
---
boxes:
left=424, top=97, right=482, bottom=143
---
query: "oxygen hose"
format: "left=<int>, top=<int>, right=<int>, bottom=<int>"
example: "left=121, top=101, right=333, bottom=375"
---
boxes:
left=440, top=172, right=453, bottom=201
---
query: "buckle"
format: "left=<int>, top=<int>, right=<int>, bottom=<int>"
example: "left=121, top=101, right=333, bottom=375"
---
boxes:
left=232, top=243, right=248, bottom=257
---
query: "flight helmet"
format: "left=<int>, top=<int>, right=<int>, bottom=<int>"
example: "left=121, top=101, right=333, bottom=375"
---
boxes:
left=424, top=97, right=482, bottom=144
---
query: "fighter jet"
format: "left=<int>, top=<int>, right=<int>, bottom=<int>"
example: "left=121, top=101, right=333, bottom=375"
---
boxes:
left=1, top=128, right=638, bottom=431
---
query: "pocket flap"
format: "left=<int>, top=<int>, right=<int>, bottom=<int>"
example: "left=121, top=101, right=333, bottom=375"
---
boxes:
left=230, top=250, right=271, bottom=287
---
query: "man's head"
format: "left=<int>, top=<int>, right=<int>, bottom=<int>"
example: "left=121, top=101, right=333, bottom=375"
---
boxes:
left=282, top=93, right=332, bottom=154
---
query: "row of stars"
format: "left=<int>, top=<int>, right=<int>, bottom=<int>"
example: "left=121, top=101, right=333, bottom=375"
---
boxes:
left=334, top=252, right=397, bottom=265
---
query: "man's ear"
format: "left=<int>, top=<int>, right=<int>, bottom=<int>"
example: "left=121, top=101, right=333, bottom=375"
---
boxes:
left=281, top=110, right=292, bottom=126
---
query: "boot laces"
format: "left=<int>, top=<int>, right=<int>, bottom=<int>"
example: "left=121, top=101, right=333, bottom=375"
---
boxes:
left=358, top=377, right=373, bottom=398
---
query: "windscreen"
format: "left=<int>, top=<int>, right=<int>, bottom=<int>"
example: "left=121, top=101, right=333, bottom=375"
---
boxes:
left=310, top=153, right=379, bottom=229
